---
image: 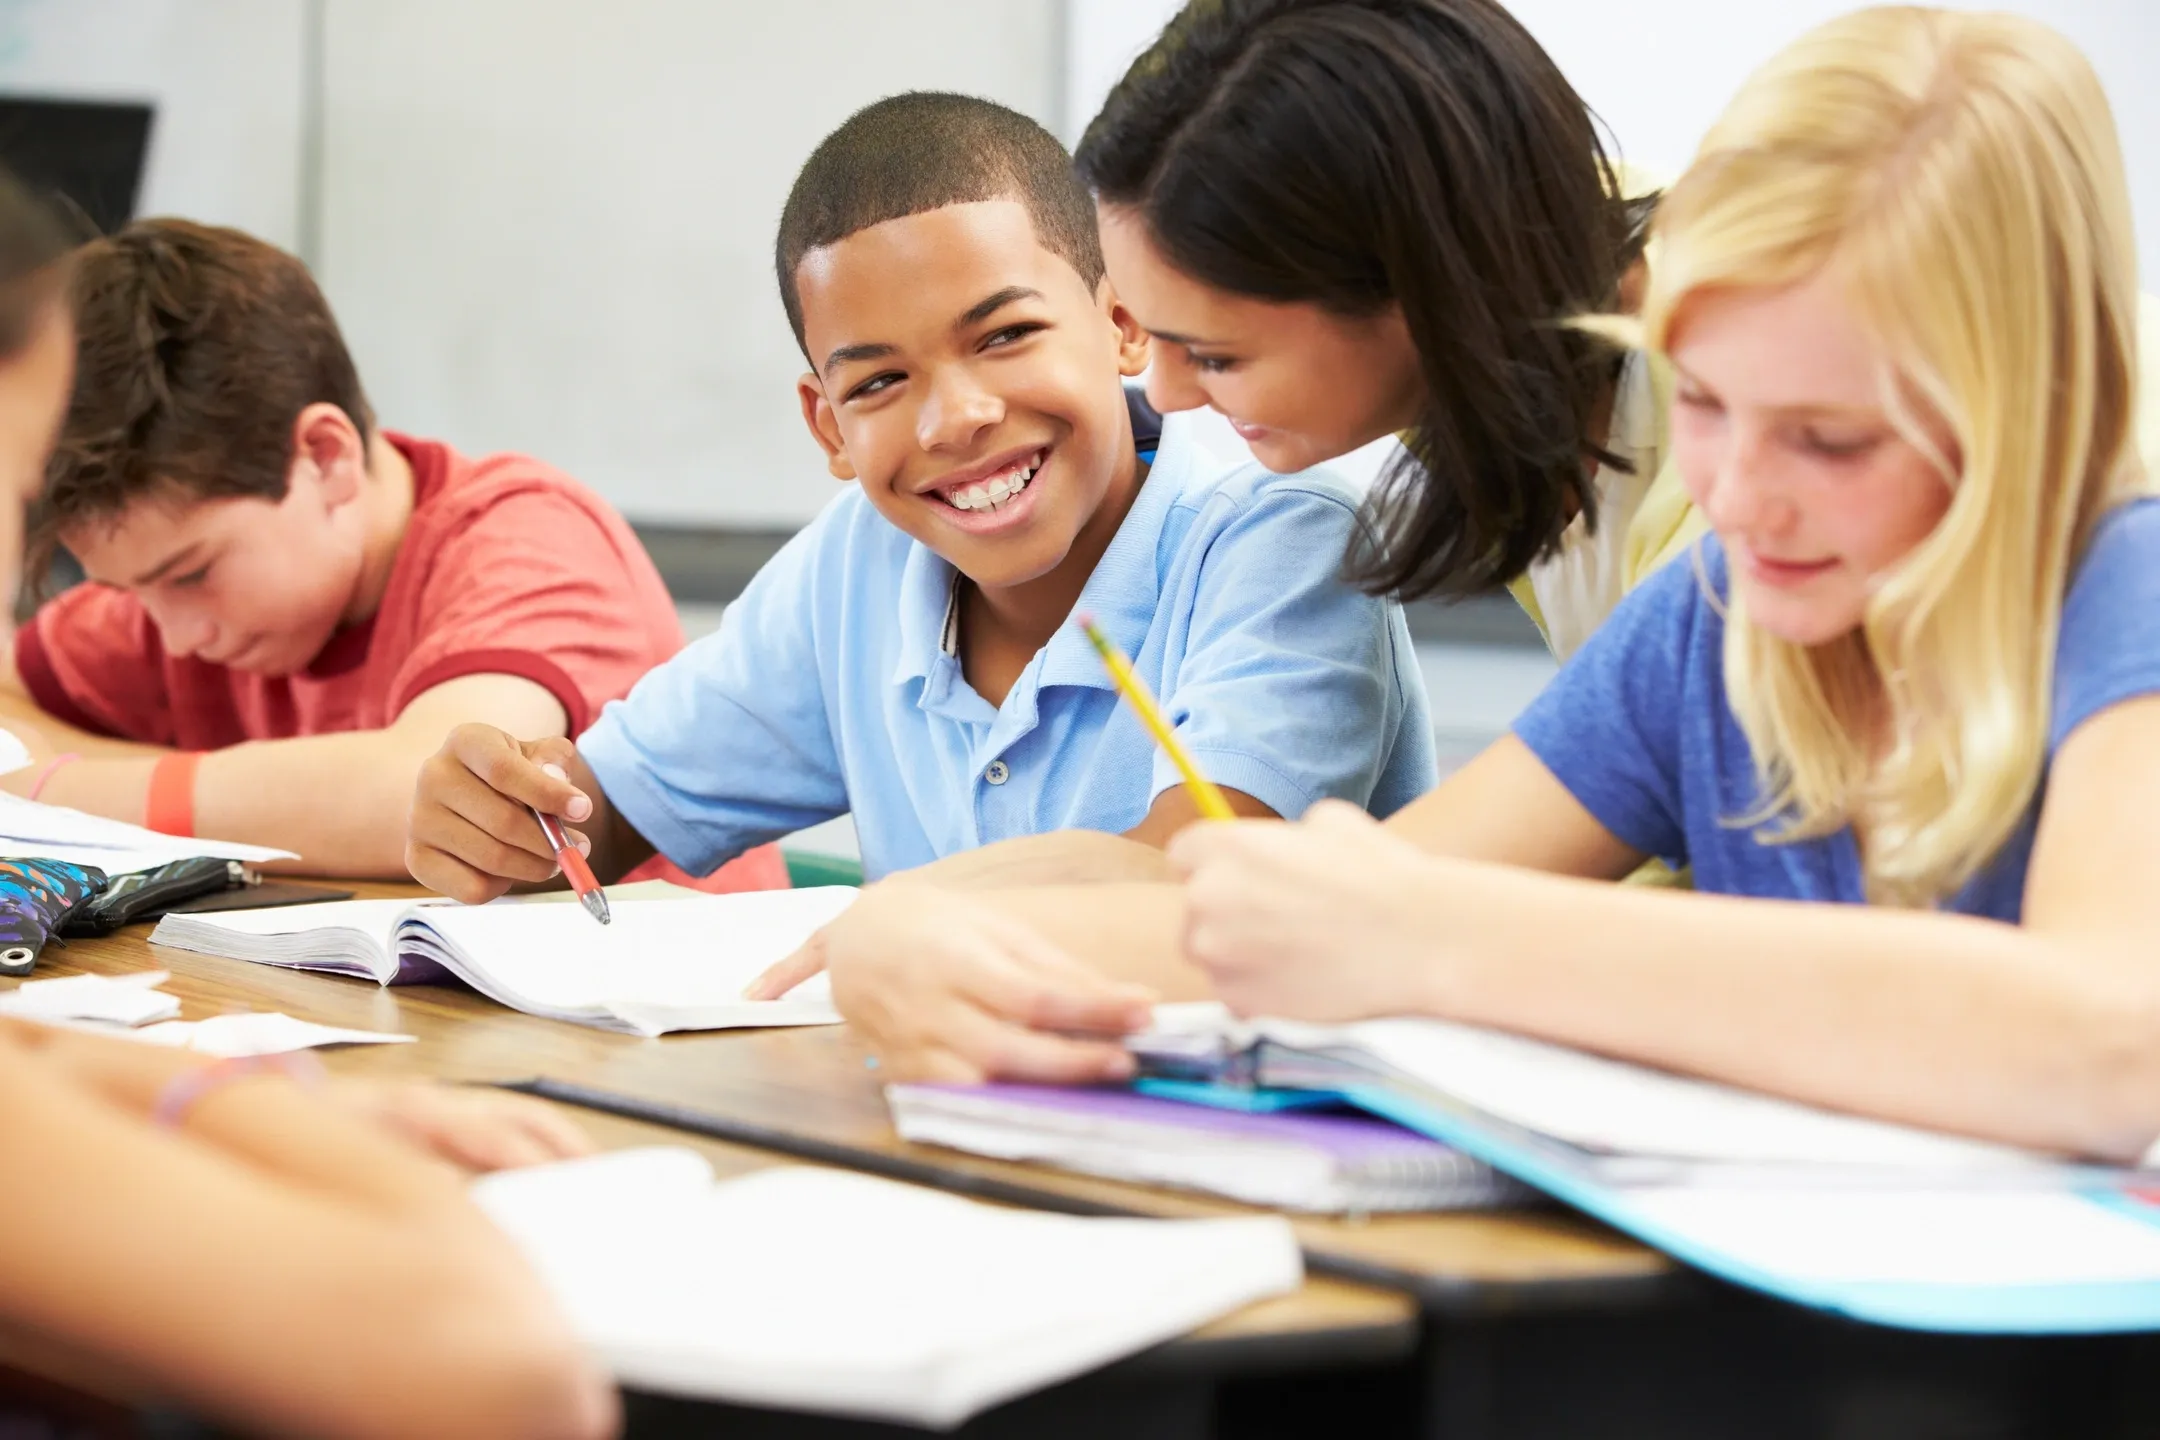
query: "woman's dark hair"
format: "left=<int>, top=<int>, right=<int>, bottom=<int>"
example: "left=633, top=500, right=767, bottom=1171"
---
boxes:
left=1078, top=0, right=1653, bottom=601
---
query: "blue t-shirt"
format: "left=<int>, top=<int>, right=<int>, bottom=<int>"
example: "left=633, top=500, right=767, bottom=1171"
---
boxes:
left=580, top=405, right=1436, bottom=881
left=1514, top=497, right=2160, bottom=919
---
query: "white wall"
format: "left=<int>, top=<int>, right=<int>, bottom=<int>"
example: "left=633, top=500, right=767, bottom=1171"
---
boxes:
left=316, top=0, right=1062, bottom=528
left=1065, top=0, right=2160, bottom=290
left=0, top=0, right=305, bottom=247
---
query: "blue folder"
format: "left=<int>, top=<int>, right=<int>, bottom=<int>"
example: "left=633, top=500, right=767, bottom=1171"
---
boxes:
left=1329, top=1081, right=2160, bottom=1334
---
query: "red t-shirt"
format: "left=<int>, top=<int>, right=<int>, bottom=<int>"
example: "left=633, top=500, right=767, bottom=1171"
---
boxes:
left=17, top=431, right=785, bottom=892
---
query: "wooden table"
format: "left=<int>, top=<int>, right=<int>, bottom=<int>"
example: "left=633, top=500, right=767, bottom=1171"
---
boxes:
left=29, top=892, right=2160, bottom=1440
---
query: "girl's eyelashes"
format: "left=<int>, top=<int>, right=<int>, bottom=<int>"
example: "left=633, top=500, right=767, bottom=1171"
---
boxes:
left=171, top=563, right=212, bottom=589
left=1798, top=428, right=1883, bottom=461
left=1186, top=349, right=1237, bottom=374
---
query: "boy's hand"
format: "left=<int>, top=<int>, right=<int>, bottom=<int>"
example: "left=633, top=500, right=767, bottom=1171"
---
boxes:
left=406, top=724, right=596, bottom=903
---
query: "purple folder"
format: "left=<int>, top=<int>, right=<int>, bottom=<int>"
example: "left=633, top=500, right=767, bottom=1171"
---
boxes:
left=888, top=1082, right=1529, bottom=1214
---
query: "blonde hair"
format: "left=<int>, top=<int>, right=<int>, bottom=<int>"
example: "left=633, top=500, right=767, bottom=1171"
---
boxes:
left=1618, top=7, right=2146, bottom=905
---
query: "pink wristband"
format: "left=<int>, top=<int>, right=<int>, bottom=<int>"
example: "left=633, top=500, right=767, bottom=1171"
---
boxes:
left=151, top=1052, right=327, bottom=1130
left=23, top=752, right=78, bottom=801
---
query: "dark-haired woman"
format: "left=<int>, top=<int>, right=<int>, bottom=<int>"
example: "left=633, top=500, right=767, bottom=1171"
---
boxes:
left=0, top=176, right=614, bottom=1440
left=1080, top=0, right=1691, bottom=660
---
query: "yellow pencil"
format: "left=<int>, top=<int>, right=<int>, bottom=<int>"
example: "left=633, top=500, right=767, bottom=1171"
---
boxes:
left=1076, top=613, right=1237, bottom=821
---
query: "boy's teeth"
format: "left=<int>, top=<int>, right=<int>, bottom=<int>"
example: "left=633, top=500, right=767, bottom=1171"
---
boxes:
left=944, top=462, right=1037, bottom=512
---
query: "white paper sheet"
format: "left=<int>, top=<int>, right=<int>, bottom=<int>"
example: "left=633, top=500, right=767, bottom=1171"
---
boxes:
left=473, top=1149, right=1302, bottom=1427
left=0, top=727, right=29, bottom=779
left=1252, top=1011, right=2050, bottom=1174
left=129, top=1011, right=417, bottom=1056
left=0, top=970, right=180, bottom=1026
left=1624, top=1185, right=2160, bottom=1286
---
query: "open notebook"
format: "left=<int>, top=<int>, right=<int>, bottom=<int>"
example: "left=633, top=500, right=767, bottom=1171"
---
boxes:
left=472, top=1148, right=1302, bottom=1428
left=148, top=889, right=856, bottom=1036
left=1132, top=1005, right=2160, bottom=1332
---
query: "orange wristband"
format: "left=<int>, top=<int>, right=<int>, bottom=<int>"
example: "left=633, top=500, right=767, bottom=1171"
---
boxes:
left=145, top=751, right=203, bottom=837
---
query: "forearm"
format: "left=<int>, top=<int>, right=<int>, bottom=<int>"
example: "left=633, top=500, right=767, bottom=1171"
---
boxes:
left=1431, top=866, right=2160, bottom=1161
left=7, top=1020, right=458, bottom=1207
left=23, top=729, right=427, bottom=876
left=0, top=1035, right=611, bottom=1439
left=967, top=882, right=1212, bottom=998
left=890, top=831, right=1179, bottom=890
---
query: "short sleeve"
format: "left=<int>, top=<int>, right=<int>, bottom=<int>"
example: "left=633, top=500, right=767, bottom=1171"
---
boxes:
left=577, top=514, right=850, bottom=877
left=14, top=586, right=171, bottom=742
left=2052, top=499, right=2160, bottom=751
left=388, top=487, right=681, bottom=733
left=1511, top=548, right=1706, bottom=864
left=1158, top=480, right=1434, bottom=819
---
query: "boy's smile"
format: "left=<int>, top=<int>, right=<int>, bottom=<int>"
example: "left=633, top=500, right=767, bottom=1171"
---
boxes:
left=794, top=200, right=1150, bottom=599
left=918, top=443, right=1047, bottom=532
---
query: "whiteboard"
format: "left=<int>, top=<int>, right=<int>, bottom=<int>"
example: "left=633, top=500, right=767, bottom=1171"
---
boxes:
left=316, top=0, right=1062, bottom=528
left=0, top=0, right=304, bottom=247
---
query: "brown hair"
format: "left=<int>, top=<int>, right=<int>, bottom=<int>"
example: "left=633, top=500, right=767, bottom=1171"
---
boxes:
left=31, top=218, right=371, bottom=573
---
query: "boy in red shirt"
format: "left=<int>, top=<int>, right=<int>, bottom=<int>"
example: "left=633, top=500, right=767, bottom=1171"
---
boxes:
left=0, top=218, right=783, bottom=887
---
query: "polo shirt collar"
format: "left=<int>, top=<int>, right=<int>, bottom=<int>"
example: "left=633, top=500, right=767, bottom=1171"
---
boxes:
left=890, top=541, right=961, bottom=691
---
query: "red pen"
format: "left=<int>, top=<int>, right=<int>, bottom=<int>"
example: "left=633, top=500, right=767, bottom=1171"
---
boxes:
left=532, top=805, right=610, bottom=925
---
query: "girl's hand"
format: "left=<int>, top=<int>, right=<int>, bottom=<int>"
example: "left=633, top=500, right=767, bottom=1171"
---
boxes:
left=823, top=884, right=1157, bottom=1084
left=1168, top=800, right=1450, bottom=1023
left=333, top=1079, right=594, bottom=1173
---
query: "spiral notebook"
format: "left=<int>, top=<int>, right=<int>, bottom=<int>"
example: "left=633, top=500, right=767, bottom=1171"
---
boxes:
left=887, top=1081, right=1527, bottom=1213
left=148, top=889, right=857, bottom=1036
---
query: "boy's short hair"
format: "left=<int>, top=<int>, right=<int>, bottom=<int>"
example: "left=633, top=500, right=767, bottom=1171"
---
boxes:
left=774, top=92, right=1105, bottom=351
left=33, top=218, right=372, bottom=565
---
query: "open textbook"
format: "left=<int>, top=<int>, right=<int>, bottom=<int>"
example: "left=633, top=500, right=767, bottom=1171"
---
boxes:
left=149, top=889, right=858, bottom=1036
left=472, top=1148, right=1302, bottom=1428
left=1132, top=1005, right=2160, bottom=1332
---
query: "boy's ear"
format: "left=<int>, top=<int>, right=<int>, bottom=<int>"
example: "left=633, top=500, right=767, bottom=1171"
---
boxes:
left=289, top=403, right=367, bottom=510
left=1098, top=279, right=1152, bottom=380
left=797, top=374, right=858, bottom=482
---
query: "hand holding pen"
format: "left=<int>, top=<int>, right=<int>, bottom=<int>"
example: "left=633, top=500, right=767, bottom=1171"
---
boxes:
left=532, top=796, right=611, bottom=926
left=405, top=726, right=614, bottom=921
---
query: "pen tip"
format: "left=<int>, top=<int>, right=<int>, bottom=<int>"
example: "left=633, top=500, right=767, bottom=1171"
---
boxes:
left=582, top=891, right=612, bottom=926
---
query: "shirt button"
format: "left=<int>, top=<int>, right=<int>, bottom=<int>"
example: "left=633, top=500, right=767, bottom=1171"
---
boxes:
left=983, top=760, right=1010, bottom=786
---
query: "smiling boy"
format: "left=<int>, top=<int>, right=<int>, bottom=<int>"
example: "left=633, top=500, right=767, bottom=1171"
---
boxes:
left=406, top=93, right=1432, bottom=901
left=0, top=218, right=783, bottom=888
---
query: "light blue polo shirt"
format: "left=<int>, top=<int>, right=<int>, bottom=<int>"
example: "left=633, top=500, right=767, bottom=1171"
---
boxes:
left=578, top=407, right=1436, bottom=881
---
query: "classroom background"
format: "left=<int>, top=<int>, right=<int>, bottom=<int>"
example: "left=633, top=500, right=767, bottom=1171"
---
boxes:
left=3, top=0, right=2154, bottom=863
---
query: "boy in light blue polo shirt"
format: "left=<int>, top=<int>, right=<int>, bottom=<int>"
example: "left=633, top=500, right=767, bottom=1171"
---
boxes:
left=403, top=93, right=1432, bottom=901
